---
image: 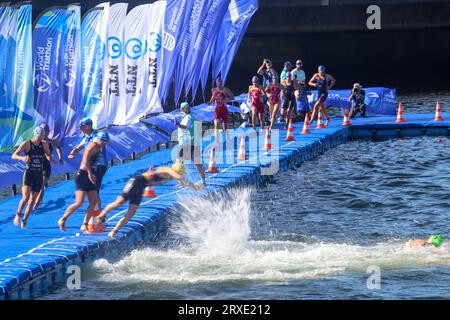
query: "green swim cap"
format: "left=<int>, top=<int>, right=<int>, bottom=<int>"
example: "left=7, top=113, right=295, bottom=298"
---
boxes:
left=428, top=234, right=444, bottom=247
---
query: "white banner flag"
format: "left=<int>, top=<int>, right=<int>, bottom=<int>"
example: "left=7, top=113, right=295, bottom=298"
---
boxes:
left=123, top=4, right=151, bottom=124
left=98, top=2, right=128, bottom=127
left=144, top=1, right=165, bottom=116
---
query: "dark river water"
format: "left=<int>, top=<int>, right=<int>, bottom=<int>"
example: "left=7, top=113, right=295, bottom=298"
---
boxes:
left=40, top=117, right=450, bottom=300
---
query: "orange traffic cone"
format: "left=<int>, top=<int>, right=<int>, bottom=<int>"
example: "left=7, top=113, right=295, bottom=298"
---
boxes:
left=395, top=101, right=405, bottom=123
left=88, top=209, right=105, bottom=234
left=264, top=128, right=272, bottom=150
left=206, top=147, right=219, bottom=173
left=434, top=100, right=444, bottom=121
left=302, top=113, right=311, bottom=134
left=285, top=119, right=296, bottom=141
left=316, top=111, right=326, bottom=129
left=342, top=110, right=351, bottom=126
left=143, top=186, right=157, bottom=198
left=237, top=136, right=248, bottom=161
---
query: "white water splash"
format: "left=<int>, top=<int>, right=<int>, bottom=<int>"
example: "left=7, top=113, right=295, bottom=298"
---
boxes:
left=93, top=188, right=450, bottom=284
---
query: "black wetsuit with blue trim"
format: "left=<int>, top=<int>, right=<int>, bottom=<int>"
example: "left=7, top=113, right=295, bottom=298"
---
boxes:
left=317, top=76, right=328, bottom=102
left=121, top=172, right=167, bottom=206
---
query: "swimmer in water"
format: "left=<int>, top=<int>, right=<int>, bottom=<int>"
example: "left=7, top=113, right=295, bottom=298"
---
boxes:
left=97, top=164, right=200, bottom=238
left=401, top=234, right=444, bottom=249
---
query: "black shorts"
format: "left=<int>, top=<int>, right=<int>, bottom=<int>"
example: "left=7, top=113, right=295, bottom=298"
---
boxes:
left=92, top=165, right=107, bottom=193
left=43, top=161, right=51, bottom=179
left=282, top=98, right=296, bottom=110
left=178, top=145, right=202, bottom=164
left=23, top=170, right=43, bottom=193
left=75, top=169, right=97, bottom=192
left=121, top=177, right=146, bottom=206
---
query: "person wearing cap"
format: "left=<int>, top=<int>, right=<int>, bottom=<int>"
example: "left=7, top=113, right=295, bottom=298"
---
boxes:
left=11, top=127, right=54, bottom=228
left=174, top=102, right=206, bottom=187
left=348, top=83, right=366, bottom=118
left=401, top=235, right=445, bottom=249
left=33, top=123, right=64, bottom=210
left=60, top=117, right=110, bottom=232
left=292, top=60, right=306, bottom=89
left=239, top=102, right=252, bottom=128
left=257, top=58, right=277, bottom=90
left=248, top=75, right=267, bottom=131
left=266, top=74, right=282, bottom=128
left=96, top=164, right=199, bottom=238
left=208, top=76, right=235, bottom=143
left=280, top=61, right=293, bottom=86
left=308, top=65, right=336, bottom=127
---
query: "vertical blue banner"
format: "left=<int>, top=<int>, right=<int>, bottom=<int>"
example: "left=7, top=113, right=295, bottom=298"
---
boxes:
left=184, top=0, right=230, bottom=100
left=158, top=0, right=195, bottom=104
left=80, top=7, right=105, bottom=122
left=0, top=2, right=34, bottom=152
left=33, top=6, right=70, bottom=141
left=62, top=4, right=82, bottom=138
left=213, top=0, right=258, bottom=84
left=0, top=3, right=11, bottom=112
left=173, top=0, right=210, bottom=103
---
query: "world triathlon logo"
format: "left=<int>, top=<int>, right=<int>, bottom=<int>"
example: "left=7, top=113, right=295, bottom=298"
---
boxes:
left=34, top=73, right=59, bottom=93
left=100, top=33, right=162, bottom=60
left=366, top=92, right=380, bottom=107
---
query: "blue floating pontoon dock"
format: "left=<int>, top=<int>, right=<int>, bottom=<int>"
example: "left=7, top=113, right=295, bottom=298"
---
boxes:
left=1, top=113, right=449, bottom=299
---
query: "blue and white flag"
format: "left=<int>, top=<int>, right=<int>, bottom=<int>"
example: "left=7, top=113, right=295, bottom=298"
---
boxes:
left=62, top=4, right=82, bottom=138
left=212, top=0, right=258, bottom=84
left=173, top=0, right=212, bottom=104
left=184, top=0, right=230, bottom=99
left=80, top=5, right=107, bottom=123
left=33, top=6, right=70, bottom=141
left=144, top=1, right=165, bottom=116
left=123, top=4, right=151, bottom=124
left=98, top=2, right=128, bottom=127
left=158, top=0, right=195, bottom=105
left=0, top=3, right=34, bottom=151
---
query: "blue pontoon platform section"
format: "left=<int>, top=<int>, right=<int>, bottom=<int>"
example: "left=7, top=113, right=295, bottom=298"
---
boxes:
left=1, top=112, right=449, bottom=299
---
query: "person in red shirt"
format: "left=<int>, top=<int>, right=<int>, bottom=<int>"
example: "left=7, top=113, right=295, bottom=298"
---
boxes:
left=247, top=76, right=267, bottom=131
left=266, top=75, right=282, bottom=129
left=208, top=76, right=235, bottom=142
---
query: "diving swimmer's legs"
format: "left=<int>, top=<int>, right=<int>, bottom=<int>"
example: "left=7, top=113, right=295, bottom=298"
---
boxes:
left=108, top=204, right=139, bottom=238
left=96, top=196, right=127, bottom=224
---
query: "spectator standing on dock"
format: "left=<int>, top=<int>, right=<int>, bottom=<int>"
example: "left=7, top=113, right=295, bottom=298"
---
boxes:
left=59, top=118, right=109, bottom=233
left=348, top=83, right=366, bottom=118
left=257, top=58, right=277, bottom=90
left=97, top=164, right=200, bottom=238
left=266, top=74, right=282, bottom=129
left=174, top=102, right=206, bottom=187
left=208, top=76, right=235, bottom=143
left=33, top=123, right=64, bottom=210
left=280, top=61, right=293, bottom=86
left=12, top=127, right=54, bottom=228
left=248, top=76, right=267, bottom=131
left=308, top=66, right=336, bottom=127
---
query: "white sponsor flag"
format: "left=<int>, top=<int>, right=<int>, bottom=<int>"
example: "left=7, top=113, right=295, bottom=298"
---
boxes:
left=144, top=1, right=165, bottom=116
left=123, top=4, right=151, bottom=124
left=97, top=2, right=128, bottom=127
